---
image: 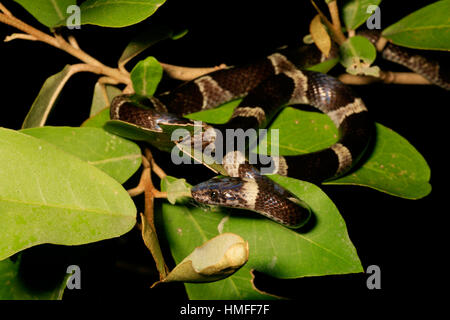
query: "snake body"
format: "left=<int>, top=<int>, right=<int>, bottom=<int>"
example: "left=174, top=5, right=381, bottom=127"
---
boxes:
left=111, top=32, right=448, bottom=228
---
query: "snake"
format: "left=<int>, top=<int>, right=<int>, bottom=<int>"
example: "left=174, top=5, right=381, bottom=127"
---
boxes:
left=110, top=30, right=449, bottom=228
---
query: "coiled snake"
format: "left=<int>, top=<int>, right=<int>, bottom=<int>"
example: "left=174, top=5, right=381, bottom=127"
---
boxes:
left=110, top=31, right=448, bottom=228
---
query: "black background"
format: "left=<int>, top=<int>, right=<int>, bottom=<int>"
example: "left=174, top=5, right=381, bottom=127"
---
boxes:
left=0, top=0, right=446, bottom=311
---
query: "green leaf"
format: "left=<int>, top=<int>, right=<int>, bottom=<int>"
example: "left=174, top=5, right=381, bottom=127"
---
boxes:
left=104, top=118, right=190, bottom=153
left=382, top=0, right=450, bottom=50
left=340, top=36, right=379, bottom=76
left=78, top=0, right=166, bottom=28
left=0, top=128, right=136, bottom=260
left=130, top=57, right=163, bottom=96
left=304, top=56, right=339, bottom=73
left=342, top=0, right=382, bottom=31
left=164, top=178, right=192, bottom=204
left=326, top=124, right=431, bottom=199
left=14, top=0, right=75, bottom=27
left=20, top=126, right=142, bottom=184
left=82, top=108, right=111, bottom=128
left=22, top=65, right=74, bottom=129
left=0, top=256, right=68, bottom=299
left=172, top=29, right=189, bottom=40
left=185, top=99, right=241, bottom=124
left=256, top=107, right=338, bottom=155
left=159, top=176, right=362, bottom=299
left=90, top=83, right=122, bottom=117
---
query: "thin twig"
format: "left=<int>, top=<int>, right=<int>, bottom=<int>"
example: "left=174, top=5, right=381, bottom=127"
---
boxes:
left=127, top=155, right=150, bottom=197
left=69, top=63, right=117, bottom=76
left=144, top=148, right=167, bottom=179
left=95, top=77, right=121, bottom=108
left=0, top=12, right=58, bottom=46
left=98, top=76, right=120, bottom=86
left=128, top=151, right=168, bottom=197
left=127, top=173, right=147, bottom=197
left=0, top=8, right=130, bottom=85
left=118, top=63, right=130, bottom=76
left=310, top=0, right=346, bottom=45
left=4, top=33, right=37, bottom=42
left=327, top=1, right=342, bottom=35
left=0, top=2, right=12, bottom=16
left=159, top=62, right=228, bottom=81
left=375, top=36, right=388, bottom=52
left=123, top=83, right=134, bottom=94
left=143, top=169, right=154, bottom=218
left=339, top=71, right=432, bottom=85
left=54, top=32, right=66, bottom=46
left=68, top=35, right=80, bottom=49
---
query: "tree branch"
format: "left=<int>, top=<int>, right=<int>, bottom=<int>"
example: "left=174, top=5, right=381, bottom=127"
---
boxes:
left=375, top=36, right=388, bottom=52
left=144, top=148, right=167, bottom=179
left=327, top=1, right=342, bottom=35
left=339, top=71, right=432, bottom=85
left=0, top=5, right=130, bottom=85
left=128, top=150, right=168, bottom=197
left=0, top=2, right=12, bottom=16
left=159, top=62, right=228, bottom=81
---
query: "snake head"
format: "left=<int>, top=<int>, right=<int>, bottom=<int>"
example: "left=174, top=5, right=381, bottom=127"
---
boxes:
left=191, top=177, right=247, bottom=209
left=110, top=94, right=198, bottom=133
left=191, top=176, right=311, bottom=229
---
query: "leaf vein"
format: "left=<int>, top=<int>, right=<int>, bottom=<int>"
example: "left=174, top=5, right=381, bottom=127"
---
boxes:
left=0, top=197, right=130, bottom=217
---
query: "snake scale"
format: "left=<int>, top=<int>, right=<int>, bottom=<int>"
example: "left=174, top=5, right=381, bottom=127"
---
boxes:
left=111, top=31, right=449, bottom=228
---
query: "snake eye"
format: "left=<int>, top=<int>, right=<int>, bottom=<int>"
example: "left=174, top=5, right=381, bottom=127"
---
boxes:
left=210, top=191, right=219, bottom=201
